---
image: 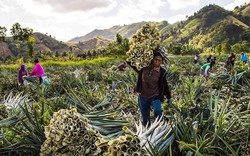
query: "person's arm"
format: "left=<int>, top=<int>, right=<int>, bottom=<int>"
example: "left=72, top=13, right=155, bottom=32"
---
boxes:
left=163, top=73, right=171, bottom=100
left=126, top=61, right=139, bottom=73
left=30, top=64, right=38, bottom=76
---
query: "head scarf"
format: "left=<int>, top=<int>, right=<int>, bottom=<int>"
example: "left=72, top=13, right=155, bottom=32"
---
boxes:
left=18, top=64, right=27, bottom=83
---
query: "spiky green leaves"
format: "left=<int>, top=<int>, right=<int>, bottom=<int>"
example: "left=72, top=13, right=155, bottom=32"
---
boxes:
left=0, top=104, right=8, bottom=119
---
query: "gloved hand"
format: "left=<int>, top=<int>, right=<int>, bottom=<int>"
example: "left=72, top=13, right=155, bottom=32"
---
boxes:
left=167, top=98, right=173, bottom=104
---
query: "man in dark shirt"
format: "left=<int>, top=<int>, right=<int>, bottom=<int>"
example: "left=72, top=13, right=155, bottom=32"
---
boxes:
left=127, top=49, right=172, bottom=127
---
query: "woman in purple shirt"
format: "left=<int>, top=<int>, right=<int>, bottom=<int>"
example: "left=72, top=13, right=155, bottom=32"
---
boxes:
left=30, top=59, right=45, bottom=84
left=18, top=64, right=28, bottom=85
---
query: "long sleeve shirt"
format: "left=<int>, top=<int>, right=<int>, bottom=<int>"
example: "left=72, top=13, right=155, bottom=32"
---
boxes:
left=30, top=63, right=45, bottom=78
left=127, top=61, right=171, bottom=101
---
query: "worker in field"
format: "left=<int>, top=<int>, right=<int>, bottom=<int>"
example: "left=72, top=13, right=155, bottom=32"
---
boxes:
left=228, top=52, right=236, bottom=74
left=127, top=48, right=172, bottom=127
left=241, top=52, right=247, bottom=64
left=29, top=59, right=45, bottom=84
left=194, top=53, right=199, bottom=64
left=211, top=56, right=216, bottom=64
left=118, top=61, right=127, bottom=71
left=200, top=60, right=215, bottom=78
left=17, top=64, right=28, bottom=85
left=206, top=55, right=212, bottom=63
left=224, top=57, right=231, bottom=70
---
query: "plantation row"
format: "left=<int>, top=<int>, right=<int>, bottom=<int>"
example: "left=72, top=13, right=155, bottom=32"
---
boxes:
left=0, top=55, right=249, bottom=155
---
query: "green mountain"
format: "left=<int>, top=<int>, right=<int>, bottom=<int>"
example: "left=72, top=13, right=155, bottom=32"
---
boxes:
left=68, top=21, right=169, bottom=42
left=1, top=3, right=250, bottom=58
left=4, top=32, right=70, bottom=57
left=76, top=36, right=109, bottom=49
left=161, top=4, right=250, bottom=52
left=1, top=32, right=111, bottom=57
left=242, top=5, right=250, bottom=17
left=233, top=2, right=250, bottom=17
left=69, top=3, right=250, bottom=53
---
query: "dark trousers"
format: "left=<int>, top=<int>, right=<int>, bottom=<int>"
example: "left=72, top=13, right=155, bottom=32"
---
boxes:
left=39, top=77, right=43, bottom=84
left=138, top=95, right=162, bottom=127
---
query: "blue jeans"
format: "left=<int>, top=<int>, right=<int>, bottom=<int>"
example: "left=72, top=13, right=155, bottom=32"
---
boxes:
left=138, top=95, right=163, bottom=126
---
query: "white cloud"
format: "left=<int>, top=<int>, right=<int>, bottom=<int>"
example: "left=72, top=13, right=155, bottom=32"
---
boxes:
left=168, top=13, right=192, bottom=23
left=16, top=0, right=54, bottom=17
left=136, top=0, right=166, bottom=14
left=0, top=1, right=16, bottom=12
left=224, top=0, right=250, bottom=10
left=1, top=0, right=249, bottom=42
left=31, top=0, right=116, bottom=12
left=117, top=0, right=166, bottom=23
left=166, top=0, right=201, bottom=10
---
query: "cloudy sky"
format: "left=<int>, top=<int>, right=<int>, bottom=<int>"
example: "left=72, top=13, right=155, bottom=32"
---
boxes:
left=0, top=0, right=249, bottom=42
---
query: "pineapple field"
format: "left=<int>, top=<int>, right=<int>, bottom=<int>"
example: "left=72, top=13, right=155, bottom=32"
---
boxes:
left=0, top=54, right=249, bottom=156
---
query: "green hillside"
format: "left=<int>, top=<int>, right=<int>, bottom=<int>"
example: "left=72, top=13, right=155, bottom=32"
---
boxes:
left=242, top=5, right=250, bottom=16
left=70, top=3, right=250, bottom=54
left=5, top=32, right=70, bottom=56
left=3, top=33, right=109, bottom=57
left=69, top=21, right=169, bottom=42
left=2, top=3, right=250, bottom=57
left=161, top=4, right=250, bottom=52
left=76, top=36, right=110, bottom=50
left=233, top=2, right=250, bottom=17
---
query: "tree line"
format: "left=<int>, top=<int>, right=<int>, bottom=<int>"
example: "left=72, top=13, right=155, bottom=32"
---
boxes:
left=0, top=22, right=34, bottom=57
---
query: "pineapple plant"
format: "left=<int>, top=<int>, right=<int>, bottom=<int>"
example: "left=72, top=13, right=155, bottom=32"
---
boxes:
left=0, top=103, right=8, bottom=119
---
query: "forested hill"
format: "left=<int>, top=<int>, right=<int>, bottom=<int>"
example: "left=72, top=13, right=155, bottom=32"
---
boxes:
left=161, top=3, right=250, bottom=53
left=68, top=21, right=169, bottom=42
left=68, top=3, right=250, bottom=53
left=1, top=3, right=250, bottom=57
left=3, top=32, right=69, bottom=57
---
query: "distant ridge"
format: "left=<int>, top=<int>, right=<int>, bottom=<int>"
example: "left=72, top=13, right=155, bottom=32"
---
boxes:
left=68, top=21, right=169, bottom=42
left=1, top=2, right=250, bottom=57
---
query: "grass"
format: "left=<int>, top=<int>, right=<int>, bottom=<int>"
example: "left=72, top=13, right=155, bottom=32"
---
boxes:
left=226, top=15, right=249, bottom=29
left=0, top=56, right=126, bottom=70
left=242, top=5, right=250, bottom=17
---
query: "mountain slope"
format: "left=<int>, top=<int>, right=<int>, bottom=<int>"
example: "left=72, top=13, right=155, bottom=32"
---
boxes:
left=4, top=32, right=71, bottom=57
left=2, top=32, right=110, bottom=57
left=33, top=32, right=69, bottom=52
left=161, top=4, right=250, bottom=51
left=0, top=42, right=14, bottom=58
left=1, top=3, right=250, bottom=57
left=74, top=36, right=110, bottom=53
left=242, top=5, right=250, bottom=16
left=68, top=21, right=169, bottom=42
